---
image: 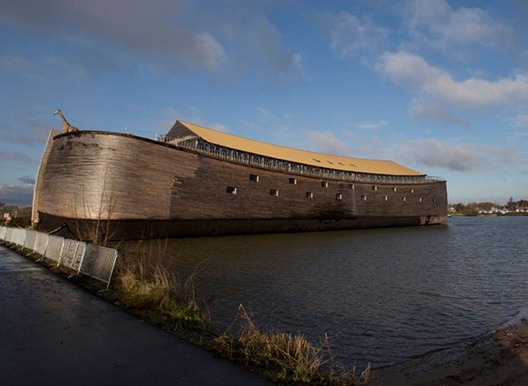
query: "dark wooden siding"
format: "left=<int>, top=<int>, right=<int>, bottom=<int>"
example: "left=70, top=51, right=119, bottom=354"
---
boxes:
left=170, top=154, right=447, bottom=220
left=36, top=131, right=447, bottom=231
left=38, top=132, right=196, bottom=220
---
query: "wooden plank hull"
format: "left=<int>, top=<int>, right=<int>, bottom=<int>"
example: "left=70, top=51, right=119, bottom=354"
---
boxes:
left=37, top=212, right=447, bottom=240
left=33, top=131, right=448, bottom=240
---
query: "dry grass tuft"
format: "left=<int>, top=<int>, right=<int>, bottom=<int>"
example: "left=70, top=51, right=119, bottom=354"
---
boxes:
left=113, top=248, right=210, bottom=332
left=215, top=305, right=370, bottom=385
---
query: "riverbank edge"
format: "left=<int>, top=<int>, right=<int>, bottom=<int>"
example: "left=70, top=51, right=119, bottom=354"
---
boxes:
left=4, top=241, right=528, bottom=385
left=1, top=242, right=367, bottom=385
left=371, top=317, right=528, bottom=385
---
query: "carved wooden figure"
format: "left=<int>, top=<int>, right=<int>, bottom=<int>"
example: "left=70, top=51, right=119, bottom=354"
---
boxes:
left=53, top=109, right=79, bottom=132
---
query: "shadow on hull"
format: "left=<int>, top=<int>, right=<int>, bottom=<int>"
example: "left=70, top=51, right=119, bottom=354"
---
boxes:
left=37, top=212, right=447, bottom=241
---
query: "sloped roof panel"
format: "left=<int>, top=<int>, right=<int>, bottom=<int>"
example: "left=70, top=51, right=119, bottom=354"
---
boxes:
left=175, top=121, right=423, bottom=176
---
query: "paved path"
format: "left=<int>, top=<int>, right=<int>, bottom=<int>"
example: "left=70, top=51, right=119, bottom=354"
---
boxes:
left=0, top=245, right=272, bottom=386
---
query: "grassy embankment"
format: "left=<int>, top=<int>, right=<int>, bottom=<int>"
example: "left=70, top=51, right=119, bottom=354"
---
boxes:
left=103, top=241, right=371, bottom=385
left=3, top=233, right=369, bottom=385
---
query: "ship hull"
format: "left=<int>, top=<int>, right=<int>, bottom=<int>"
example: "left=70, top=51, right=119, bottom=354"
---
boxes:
left=33, top=131, right=448, bottom=240
left=37, top=212, right=447, bottom=240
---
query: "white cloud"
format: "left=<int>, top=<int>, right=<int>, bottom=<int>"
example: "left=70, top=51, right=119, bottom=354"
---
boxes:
left=511, top=131, right=528, bottom=139
left=0, top=0, right=303, bottom=81
left=0, top=151, right=37, bottom=164
left=232, top=17, right=303, bottom=82
left=399, top=139, right=480, bottom=171
left=408, top=99, right=470, bottom=128
left=330, top=12, right=389, bottom=58
left=305, top=131, right=350, bottom=156
left=510, top=114, right=528, bottom=128
left=377, top=51, right=528, bottom=108
left=354, top=120, right=389, bottom=131
left=210, top=123, right=230, bottom=133
left=1, top=0, right=227, bottom=73
left=397, top=138, right=523, bottom=172
left=18, top=175, right=35, bottom=184
left=0, top=56, right=49, bottom=81
left=0, top=183, right=34, bottom=206
left=257, top=107, right=273, bottom=121
left=403, top=0, right=513, bottom=51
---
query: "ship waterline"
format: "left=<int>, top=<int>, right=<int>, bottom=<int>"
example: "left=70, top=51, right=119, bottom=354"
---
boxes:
left=32, top=121, right=447, bottom=240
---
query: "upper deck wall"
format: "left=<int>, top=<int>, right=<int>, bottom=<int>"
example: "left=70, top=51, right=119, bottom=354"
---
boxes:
left=174, top=138, right=441, bottom=185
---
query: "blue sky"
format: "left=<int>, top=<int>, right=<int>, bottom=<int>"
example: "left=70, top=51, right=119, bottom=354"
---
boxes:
left=1, top=0, right=528, bottom=206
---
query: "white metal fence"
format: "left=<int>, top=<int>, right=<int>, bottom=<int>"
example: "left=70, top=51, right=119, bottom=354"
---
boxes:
left=0, top=226, right=117, bottom=290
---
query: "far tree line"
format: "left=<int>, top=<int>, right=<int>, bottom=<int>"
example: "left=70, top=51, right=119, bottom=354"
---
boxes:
left=450, top=198, right=528, bottom=216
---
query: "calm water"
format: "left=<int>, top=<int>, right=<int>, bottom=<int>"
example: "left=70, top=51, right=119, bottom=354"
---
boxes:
left=122, top=216, right=528, bottom=368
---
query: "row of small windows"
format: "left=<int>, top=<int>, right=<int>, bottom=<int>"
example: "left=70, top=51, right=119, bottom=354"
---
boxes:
left=227, top=185, right=436, bottom=203
left=380, top=196, right=423, bottom=202
left=372, top=185, right=414, bottom=193
left=250, top=174, right=418, bottom=195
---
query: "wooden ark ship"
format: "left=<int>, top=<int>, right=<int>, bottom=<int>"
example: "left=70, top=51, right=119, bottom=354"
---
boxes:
left=32, top=120, right=448, bottom=240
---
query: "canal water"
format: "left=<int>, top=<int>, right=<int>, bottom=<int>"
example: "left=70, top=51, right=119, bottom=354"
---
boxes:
left=120, top=216, right=528, bottom=369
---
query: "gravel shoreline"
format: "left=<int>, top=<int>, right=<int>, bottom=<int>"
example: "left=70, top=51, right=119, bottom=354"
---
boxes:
left=371, top=319, right=528, bottom=385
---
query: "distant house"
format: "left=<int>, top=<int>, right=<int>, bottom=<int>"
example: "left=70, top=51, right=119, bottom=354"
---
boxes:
left=517, top=200, right=528, bottom=212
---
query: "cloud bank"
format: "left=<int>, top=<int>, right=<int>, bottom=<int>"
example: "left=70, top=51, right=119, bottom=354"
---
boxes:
left=398, top=138, right=524, bottom=172
left=377, top=51, right=528, bottom=108
left=0, top=0, right=302, bottom=81
left=326, top=0, right=525, bottom=128
left=0, top=183, right=34, bottom=207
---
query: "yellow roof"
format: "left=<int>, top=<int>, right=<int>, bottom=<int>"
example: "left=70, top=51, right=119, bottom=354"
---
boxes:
left=177, top=121, right=423, bottom=176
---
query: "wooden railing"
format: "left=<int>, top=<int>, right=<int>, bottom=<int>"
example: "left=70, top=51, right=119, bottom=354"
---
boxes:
left=165, top=138, right=444, bottom=184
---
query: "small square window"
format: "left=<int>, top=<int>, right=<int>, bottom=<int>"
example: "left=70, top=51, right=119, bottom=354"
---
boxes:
left=384, top=195, right=389, bottom=201
left=419, top=197, right=423, bottom=202
left=306, top=192, right=314, bottom=199
left=336, top=193, right=343, bottom=201
left=392, top=187, right=397, bottom=192
left=321, top=181, right=328, bottom=188
left=289, top=178, right=297, bottom=185
left=432, top=198, right=437, bottom=203
left=361, top=195, right=367, bottom=201
left=410, top=188, right=414, bottom=194
left=270, top=189, right=279, bottom=197
left=372, top=186, right=377, bottom=191
left=249, top=174, right=259, bottom=182
left=402, top=197, right=407, bottom=202
left=226, top=186, right=237, bottom=194
left=349, top=184, right=354, bottom=190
